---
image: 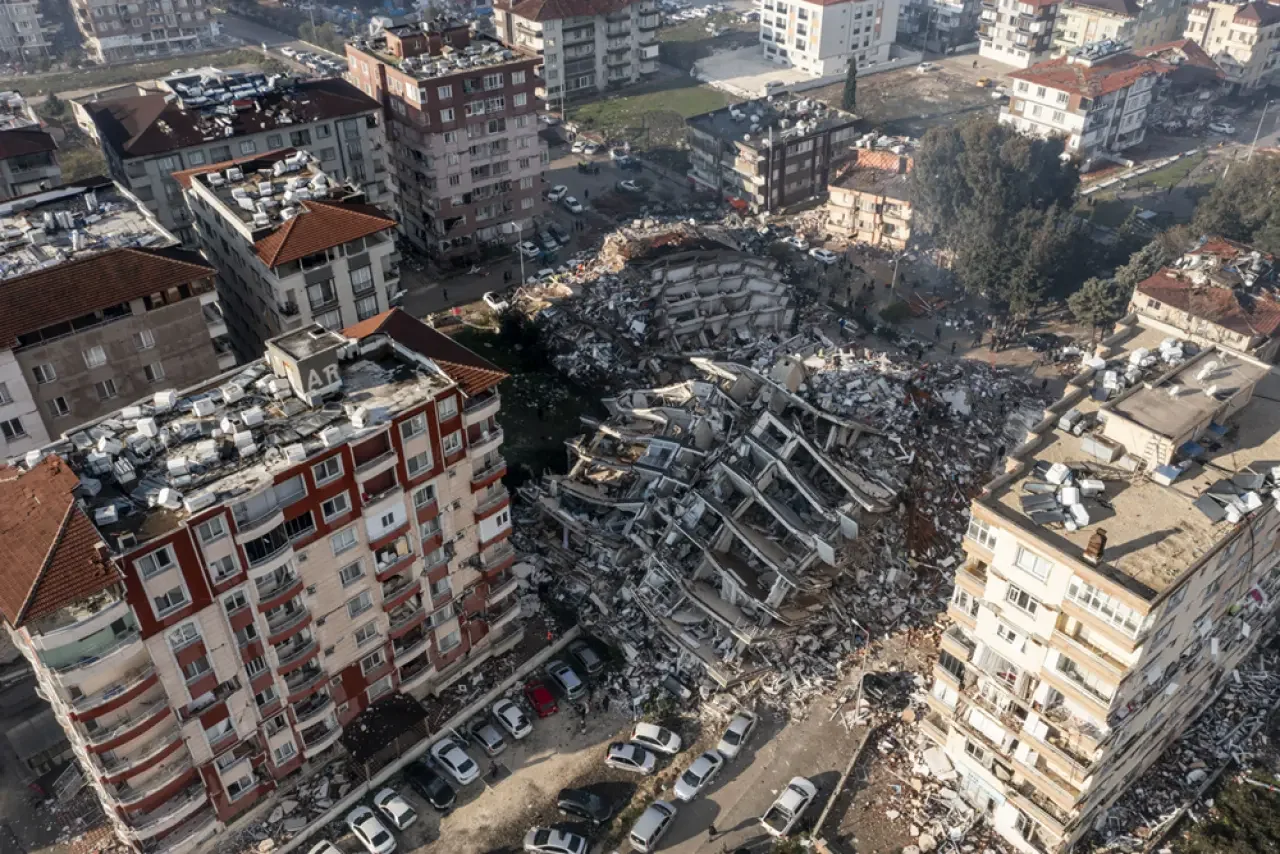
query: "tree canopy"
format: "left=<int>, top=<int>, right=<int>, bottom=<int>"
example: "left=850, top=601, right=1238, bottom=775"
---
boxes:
left=1192, top=156, right=1280, bottom=253
left=842, top=57, right=857, bottom=112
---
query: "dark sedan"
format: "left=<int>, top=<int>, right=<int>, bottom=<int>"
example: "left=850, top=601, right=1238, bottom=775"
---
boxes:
left=405, top=759, right=456, bottom=811
left=556, top=787, right=615, bottom=824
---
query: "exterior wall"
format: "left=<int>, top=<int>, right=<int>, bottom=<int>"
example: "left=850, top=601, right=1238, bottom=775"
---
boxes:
left=0, top=346, right=49, bottom=458
left=1129, top=292, right=1273, bottom=357
left=12, top=288, right=223, bottom=442
left=1002, top=68, right=1155, bottom=157
left=979, top=0, right=1059, bottom=67
left=104, top=115, right=388, bottom=245
left=0, top=0, right=51, bottom=61
left=70, top=0, right=216, bottom=63
left=760, top=0, right=899, bottom=76
left=1052, top=0, right=1188, bottom=54
left=827, top=183, right=912, bottom=248
left=1184, top=2, right=1280, bottom=89
left=0, top=148, right=60, bottom=200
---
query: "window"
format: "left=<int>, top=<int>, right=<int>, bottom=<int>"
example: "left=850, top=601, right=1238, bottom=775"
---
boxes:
left=235, top=623, right=259, bottom=647
left=1202, top=576, right=1223, bottom=602
left=1013, top=546, right=1053, bottom=581
left=996, top=621, right=1023, bottom=651
left=1150, top=621, right=1173, bottom=649
left=356, top=295, right=379, bottom=321
left=285, top=511, right=315, bottom=541
left=255, top=686, right=278, bottom=708
left=223, top=590, right=248, bottom=614
left=307, top=279, right=337, bottom=309
left=368, top=674, right=393, bottom=701
left=438, top=84, right=453, bottom=99
left=246, top=656, right=267, bottom=677
left=438, top=629, right=462, bottom=653
left=414, top=484, right=437, bottom=509
left=322, top=493, right=351, bottom=521
left=952, top=588, right=979, bottom=618
left=204, top=718, right=233, bottom=747
left=1165, top=584, right=1188, bottom=610
left=134, top=329, right=155, bottom=350
left=966, top=517, right=998, bottom=550
left=359, top=649, right=385, bottom=674
left=168, top=622, right=200, bottom=649
left=406, top=451, right=432, bottom=477
left=514, top=92, right=527, bottom=107
left=273, top=741, right=297, bottom=765
left=483, top=72, right=503, bottom=90
left=267, top=133, right=283, bottom=149
left=1005, top=584, right=1040, bottom=617
left=355, top=620, right=378, bottom=646
left=430, top=602, right=455, bottom=627
left=338, top=560, right=364, bottom=587
left=437, top=397, right=458, bottom=421
left=350, top=264, right=374, bottom=294
left=442, top=430, right=463, bottom=455
left=48, top=397, right=69, bottom=418
left=964, top=739, right=986, bottom=763
left=430, top=576, right=450, bottom=600
left=938, top=649, right=965, bottom=681
left=144, top=362, right=165, bottom=383
left=138, top=546, right=176, bottom=579
left=0, top=417, right=24, bottom=441
left=0, top=382, right=9, bottom=405
left=83, top=345, right=106, bottom=369
left=512, top=71, right=526, bottom=84
left=313, top=456, right=342, bottom=484
left=154, top=585, right=189, bottom=616
left=95, top=379, right=118, bottom=400
left=440, top=107, right=455, bottom=122
left=31, top=363, right=55, bottom=384
left=1066, top=576, right=1143, bottom=636
left=331, top=527, right=358, bottom=555
left=400, top=413, right=427, bottom=440
left=239, top=140, right=257, bottom=155
left=196, top=517, right=226, bottom=544
left=183, top=656, right=211, bottom=682
left=347, top=590, right=373, bottom=618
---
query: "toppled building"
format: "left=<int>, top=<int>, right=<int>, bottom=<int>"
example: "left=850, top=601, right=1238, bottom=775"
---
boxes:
left=925, top=311, right=1280, bottom=854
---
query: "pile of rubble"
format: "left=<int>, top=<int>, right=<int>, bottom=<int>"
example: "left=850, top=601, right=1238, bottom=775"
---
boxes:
left=220, top=756, right=360, bottom=853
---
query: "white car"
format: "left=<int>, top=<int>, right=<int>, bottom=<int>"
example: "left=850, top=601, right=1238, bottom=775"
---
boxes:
left=430, top=737, right=480, bottom=785
left=492, top=698, right=533, bottom=739
left=562, top=196, right=584, bottom=214
left=523, top=827, right=589, bottom=854
left=764, top=80, right=786, bottom=92
left=547, top=184, right=569, bottom=202
left=673, top=751, right=724, bottom=801
left=583, top=142, right=601, bottom=155
left=631, top=722, right=682, bottom=754
left=617, top=180, right=642, bottom=193
left=760, top=776, right=819, bottom=838
left=517, top=240, right=542, bottom=259
left=605, top=742, right=657, bottom=774
left=782, top=235, right=808, bottom=251
left=347, top=806, right=397, bottom=854
left=716, top=710, right=758, bottom=760
left=571, top=140, right=586, bottom=153
left=483, top=291, right=509, bottom=312
left=1210, top=121, right=1237, bottom=135
left=809, top=247, right=838, bottom=265
left=372, top=788, right=418, bottom=831
left=917, top=62, right=938, bottom=72
left=307, top=843, right=341, bottom=854
left=280, top=46, right=297, bottom=57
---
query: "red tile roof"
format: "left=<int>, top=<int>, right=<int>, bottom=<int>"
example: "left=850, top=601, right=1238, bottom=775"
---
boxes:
left=0, top=246, right=214, bottom=348
left=343, top=309, right=509, bottom=395
left=1233, top=0, right=1280, bottom=24
left=0, top=127, right=56, bottom=160
left=1136, top=268, right=1280, bottom=338
left=0, top=457, right=120, bottom=628
left=1009, top=52, right=1169, bottom=97
left=255, top=200, right=398, bottom=268
left=1134, top=39, right=1224, bottom=82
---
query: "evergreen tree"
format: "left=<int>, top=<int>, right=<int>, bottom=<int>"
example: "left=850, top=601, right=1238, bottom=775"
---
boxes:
left=842, top=56, right=857, bottom=112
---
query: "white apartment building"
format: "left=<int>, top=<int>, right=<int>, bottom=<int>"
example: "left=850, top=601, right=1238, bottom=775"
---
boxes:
left=1051, top=0, right=1190, bottom=55
left=760, top=0, right=899, bottom=76
left=493, top=0, right=661, bottom=102
left=980, top=0, right=1061, bottom=67
left=84, top=70, right=387, bottom=245
left=1, top=311, right=516, bottom=853
left=1000, top=40, right=1167, bottom=161
left=926, top=312, right=1280, bottom=854
left=70, top=0, right=216, bottom=63
left=0, top=0, right=51, bottom=62
left=1184, top=0, right=1280, bottom=90
left=180, top=149, right=403, bottom=363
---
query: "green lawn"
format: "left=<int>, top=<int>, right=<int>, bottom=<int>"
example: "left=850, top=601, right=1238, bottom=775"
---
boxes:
left=1077, top=152, right=1213, bottom=229
left=1126, top=151, right=1209, bottom=192
left=0, top=49, right=269, bottom=97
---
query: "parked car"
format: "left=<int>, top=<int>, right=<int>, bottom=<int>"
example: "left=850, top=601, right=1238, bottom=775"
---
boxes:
left=616, top=180, right=642, bottom=193
left=562, top=196, right=584, bottom=214
left=549, top=222, right=571, bottom=245
left=630, top=722, right=682, bottom=754
left=280, top=46, right=297, bottom=57
left=307, top=843, right=341, bottom=854
left=547, top=184, right=569, bottom=202
left=1210, top=121, right=1237, bottom=135
left=605, top=742, right=657, bottom=774
left=809, top=247, right=838, bottom=265
left=760, top=776, right=818, bottom=837
left=557, top=787, right=616, bottom=824
left=346, top=806, right=397, bottom=854
left=372, top=788, right=418, bottom=831
left=570, top=140, right=586, bottom=153
left=429, top=737, right=480, bottom=785
left=673, top=751, right=725, bottom=801
left=539, top=230, right=559, bottom=253
left=716, top=710, right=758, bottom=760
left=517, top=240, right=542, bottom=260
left=610, top=147, right=629, bottom=160
left=546, top=659, right=586, bottom=700
left=524, top=680, right=559, bottom=717
left=583, top=142, right=601, bottom=155
left=782, top=235, right=808, bottom=251
left=917, top=61, right=938, bottom=72
left=492, top=698, right=533, bottom=738
left=483, top=292, right=509, bottom=312
left=628, top=801, right=677, bottom=852
left=524, top=827, right=589, bottom=854
left=404, top=759, right=456, bottom=811
left=568, top=639, right=605, bottom=675
left=470, top=720, right=507, bottom=757
left=763, top=80, right=786, bottom=92
left=617, top=157, right=643, bottom=172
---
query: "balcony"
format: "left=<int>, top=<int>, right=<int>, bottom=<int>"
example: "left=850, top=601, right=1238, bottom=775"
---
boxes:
left=921, top=711, right=949, bottom=746
left=139, top=806, right=216, bottom=854
left=1007, top=782, right=1069, bottom=838
left=111, top=756, right=193, bottom=808
left=1022, top=721, right=1094, bottom=782
left=482, top=542, right=517, bottom=574
left=275, top=635, right=318, bottom=673
left=244, top=528, right=293, bottom=577
left=382, top=575, right=421, bottom=611
left=475, top=485, right=510, bottom=519
left=488, top=574, right=519, bottom=605
left=487, top=597, right=521, bottom=632
left=1042, top=660, right=1114, bottom=717
left=389, top=601, right=427, bottom=637
left=375, top=537, right=416, bottom=581
left=52, top=630, right=142, bottom=677
left=85, top=699, right=171, bottom=751
left=284, top=662, right=326, bottom=700
left=1052, top=627, right=1129, bottom=681
left=471, top=458, right=507, bottom=488
left=98, top=722, right=184, bottom=780
left=256, top=571, right=303, bottom=613
left=638, top=13, right=659, bottom=28
left=562, top=26, right=594, bottom=45
left=72, top=665, right=158, bottom=719
left=265, top=603, right=310, bottom=644
left=393, top=628, right=430, bottom=665
left=234, top=506, right=286, bottom=545
left=463, top=390, right=500, bottom=426
left=124, top=783, right=208, bottom=841
left=28, top=594, right=129, bottom=652
left=1013, top=754, right=1083, bottom=813
left=294, top=693, right=333, bottom=729
left=940, top=625, right=976, bottom=663
left=300, top=718, right=342, bottom=759
left=955, top=560, right=987, bottom=596
left=356, top=447, right=397, bottom=481
left=469, top=426, right=504, bottom=459
left=398, top=653, right=433, bottom=690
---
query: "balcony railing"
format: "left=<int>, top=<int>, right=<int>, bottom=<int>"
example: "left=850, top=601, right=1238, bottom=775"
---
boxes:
left=125, top=783, right=207, bottom=839
left=73, top=665, right=157, bottom=715
left=284, top=663, right=325, bottom=696
left=266, top=606, right=309, bottom=639
left=86, top=699, right=169, bottom=747
left=482, top=542, right=517, bottom=571
left=54, top=631, right=141, bottom=673
left=389, top=603, right=426, bottom=632
left=394, top=631, right=430, bottom=663
left=399, top=654, right=432, bottom=686
left=275, top=637, right=317, bottom=670
left=293, top=692, right=332, bottom=727
left=112, top=756, right=192, bottom=807
left=98, top=722, right=182, bottom=777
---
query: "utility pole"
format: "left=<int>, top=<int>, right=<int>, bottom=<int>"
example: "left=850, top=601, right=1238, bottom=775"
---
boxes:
left=1249, top=98, right=1276, bottom=161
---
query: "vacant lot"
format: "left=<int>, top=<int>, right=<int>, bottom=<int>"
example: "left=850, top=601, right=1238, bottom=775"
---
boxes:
left=658, top=15, right=759, bottom=72
left=811, top=60, right=1000, bottom=135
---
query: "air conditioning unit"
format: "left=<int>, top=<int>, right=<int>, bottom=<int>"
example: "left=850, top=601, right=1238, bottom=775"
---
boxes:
left=298, top=553, right=309, bottom=563
left=316, top=617, right=326, bottom=627
left=306, top=585, right=317, bottom=595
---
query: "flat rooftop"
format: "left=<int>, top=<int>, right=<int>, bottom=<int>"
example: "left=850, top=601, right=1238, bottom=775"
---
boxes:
left=1110, top=350, right=1269, bottom=439
left=983, top=321, right=1280, bottom=597
left=832, top=166, right=911, bottom=198
left=191, top=149, right=341, bottom=232
left=0, top=90, right=37, bottom=130
left=0, top=181, right=172, bottom=281
left=348, top=33, right=529, bottom=81
left=687, top=96, right=855, bottom=149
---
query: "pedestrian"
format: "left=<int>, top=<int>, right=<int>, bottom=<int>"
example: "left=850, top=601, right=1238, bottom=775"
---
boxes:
left=503, top=269, right=511, bottom=284
left=1041, top=377, right=1049, bottom=391
left=584, top=188, right=590, bottom=200
left=707, top=825, right=719, bottom=840
left=934, top=323, right=942, bottom=340
left=950, top=340, right=957, bottom=355
left=973, top=59, right=978, bottom=68
left=442, top=287, right=449, bottom=302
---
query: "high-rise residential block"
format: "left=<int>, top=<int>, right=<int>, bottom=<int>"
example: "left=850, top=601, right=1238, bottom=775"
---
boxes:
left=0, top=0, right=52, bottom=62
left=1184, top=0, right=1280, bottom=90
left=70, top=0, right=216, bottom=63
left=1051, top=0, right=1190, bottom=56
left=979, top=0, right=1060, bottom=67
left=759, top=0, right=900, bottom=75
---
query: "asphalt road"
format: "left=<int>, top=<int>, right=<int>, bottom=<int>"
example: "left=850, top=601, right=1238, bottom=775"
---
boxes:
left=216, top=12, right=346, bottom=59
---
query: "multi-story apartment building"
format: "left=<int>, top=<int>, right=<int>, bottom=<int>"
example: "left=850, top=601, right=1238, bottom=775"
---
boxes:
left=345, top=25, right=548, bottom=263
left=924, top=310, right=1280, bottom=854
left=1000, top=40, right=1167, bottom=161
left=492, top=0, right=661, bottom=103
left=83, top=70, right=387, bottom=244
left=0, top=90, right=59, bottom=200
left=0, top=178, right=229, bottom=462
left=687, top=97, right=857, bottom=214
left=69, top=0, right=216, bottom=63
left=0, top=0, right=51, bottom=62
left=1052, top=0, right=1190, bottom=55
left=1184, top=0, right=1280, bottom=90
left=759, top=0, right=899, bottom=76
left=178, top=148, right=402, bottom=363
left=1129, top=235, right=1280, bottom=362
left=826, top=149, right=913, bottom=249
left=980, top=0, right=1061, bottom=67
left=1, top=309, right=517, bottom=854
left=899, top=0, right=980, bottom=52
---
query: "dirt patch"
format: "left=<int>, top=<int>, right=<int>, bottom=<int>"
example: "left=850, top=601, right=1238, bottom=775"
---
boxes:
left=810, top=64, right=999, bottom=136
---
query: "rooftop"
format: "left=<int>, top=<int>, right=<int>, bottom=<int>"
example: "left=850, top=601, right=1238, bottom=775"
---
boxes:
left=831, top=150, right=912, bottom=197
left=1134, top=236, right=1280, bottom=339
left=348, top=31, right=531, bottom=81
left=494, top=0, right=635, bottom=22
left=0, top=90, right=38, bottom=131
left=1133, top=39, right=1223, bottom=83
left=84, top=77, right=382, bottom=160
left=687, top=96, right=855, bottom=149
left=982, top=320, right=1280, bottom=598
left=1009, top=44, right=1169, bottom=97
left=14, top=310, right=506, bottom=552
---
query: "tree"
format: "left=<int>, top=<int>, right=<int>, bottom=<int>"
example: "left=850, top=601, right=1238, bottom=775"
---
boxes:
left=43, top=92, right=66, bottom=118
left=1068, top=276, right=1125, bottom=338
left=842, top=56, right=857, bottom=112
left=1192, top=157, right=1280, bottom=252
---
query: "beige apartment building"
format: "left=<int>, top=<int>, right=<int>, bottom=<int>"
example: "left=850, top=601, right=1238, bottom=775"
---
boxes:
left=0, top=179, right=230, bottom=463
left=0, top=0, right=52, bottom=62
left=1052, top=0, right=1190, bottom=54
left=925, top=310, right=1280, bottom=853
left=1, top=309, right=517, bottom=853
left=980, top=0, right=1061, bottom=67
left=177, top=148, right=402, bottom=364
left=70, top=0, right=216, bottom=63
left=826, top=149, right=913, bottom=249
left=1184, top=0, right=1280, bottom=89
